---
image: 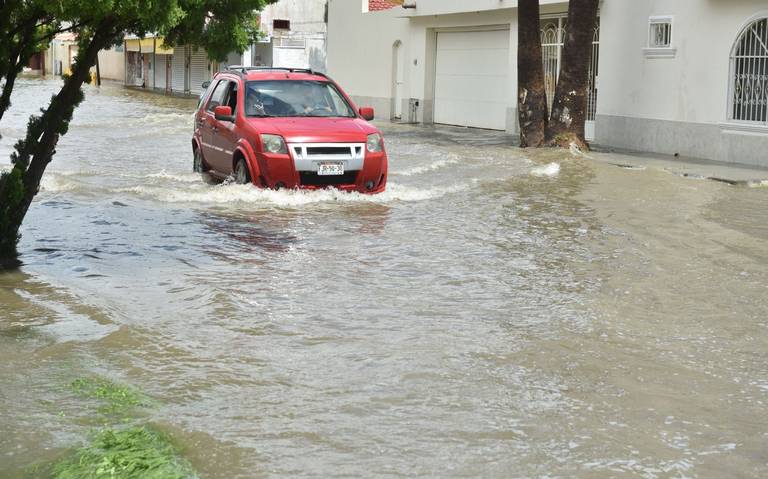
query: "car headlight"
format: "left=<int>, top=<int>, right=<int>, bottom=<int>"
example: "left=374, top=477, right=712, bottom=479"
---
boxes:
left=366, top=133, right=383, bottom=153
left=261, top=134, right=287, bottom=154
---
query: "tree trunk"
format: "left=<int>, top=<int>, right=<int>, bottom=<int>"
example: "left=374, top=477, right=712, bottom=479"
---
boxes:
left=517, top=0, right=548, bottom=148
left=0, top=19, right=118, bottom=261
left=0, top=18, right=38, bottom=124
left=545, top=0, right=599, bottom=150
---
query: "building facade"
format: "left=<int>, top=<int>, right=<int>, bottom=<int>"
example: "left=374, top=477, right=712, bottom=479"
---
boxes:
left=124, top=36, right=251, bottom=96
left=253, top=0, right=329, bottom=72
left=327, top=0, right=768, bottom=168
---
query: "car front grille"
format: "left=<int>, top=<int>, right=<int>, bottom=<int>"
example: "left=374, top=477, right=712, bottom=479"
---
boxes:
left=299, top=171, right=359, bottom=187
left=305, top=146, right=361, bottom=158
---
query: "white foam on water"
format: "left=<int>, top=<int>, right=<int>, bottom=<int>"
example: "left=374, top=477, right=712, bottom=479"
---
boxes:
left=40, top=173, right=80, bottom=193
left=396, top=158, right=460, bottom=176
left=112, top=180, right=471, bottom=207
left=144, top=170, right=202, bottom=183
left=569, top=141, right=593, bottom=159
left=531, top=163, right=561, bottom=177
left=747, top=179, right=768, bottom=188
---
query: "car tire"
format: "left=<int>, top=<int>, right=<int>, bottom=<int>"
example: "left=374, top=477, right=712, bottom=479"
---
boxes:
left=193, top=147, right=209, bottom=173
left=234, top=158, right=251, bottom=185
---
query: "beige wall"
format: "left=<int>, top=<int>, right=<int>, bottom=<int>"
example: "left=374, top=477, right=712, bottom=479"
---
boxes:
left=97, top=47, right=125, bottom=81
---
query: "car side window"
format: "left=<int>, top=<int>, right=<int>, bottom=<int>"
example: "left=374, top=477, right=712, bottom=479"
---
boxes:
left=225, top=82, right=238, bottom=116
left=206, top=80, right=229, bottom=112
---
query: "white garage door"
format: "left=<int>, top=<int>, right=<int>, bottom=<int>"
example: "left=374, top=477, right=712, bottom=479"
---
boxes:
left=434, top=29, right=510, bottom=130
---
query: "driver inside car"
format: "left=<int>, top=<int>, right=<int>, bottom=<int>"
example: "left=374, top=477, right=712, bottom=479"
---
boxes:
left=301, top=87, right=332, bottom=116
left=245, top=88, right=267, bottom=116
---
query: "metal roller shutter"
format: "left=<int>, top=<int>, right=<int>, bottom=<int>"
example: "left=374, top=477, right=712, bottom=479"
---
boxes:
left=433, top=29, right=510, bottom=130
left=155, top=54, right=167, bottom=91
left=171, top=48, right=186, bottom=93
left=189, top=49, right=209, bottom=95
left=155, top=55, right=168, bottom=90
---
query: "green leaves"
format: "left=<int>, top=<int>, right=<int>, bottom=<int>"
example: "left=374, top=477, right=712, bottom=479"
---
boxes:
left=0, top=167, right=25, bottom=258
left=70, top=377, right=150, bottom=416
left=161, top=0, right=277, bottom=61
left=51, top=427, right=197, bottom=479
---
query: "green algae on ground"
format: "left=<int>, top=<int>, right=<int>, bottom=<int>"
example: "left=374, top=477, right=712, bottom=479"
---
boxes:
left=51, top=426, right=197, bottom=479
left=70, top=377, right=148, bottom=414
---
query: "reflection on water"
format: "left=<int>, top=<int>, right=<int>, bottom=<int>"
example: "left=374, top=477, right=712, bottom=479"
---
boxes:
left=1, top=78, right=767, bottom=478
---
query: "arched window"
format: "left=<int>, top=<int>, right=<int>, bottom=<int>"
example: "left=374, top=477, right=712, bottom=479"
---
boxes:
left=730, top=16, right=768, bottom=124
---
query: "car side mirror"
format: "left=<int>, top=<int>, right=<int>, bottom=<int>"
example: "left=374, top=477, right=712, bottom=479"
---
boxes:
left=359, top=107, right=374, bottom=121
left=214, top=105, right=234, bottom=122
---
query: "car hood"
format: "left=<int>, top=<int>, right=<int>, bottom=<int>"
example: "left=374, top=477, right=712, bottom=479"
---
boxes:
left=251, top=117, right=377, bottom=143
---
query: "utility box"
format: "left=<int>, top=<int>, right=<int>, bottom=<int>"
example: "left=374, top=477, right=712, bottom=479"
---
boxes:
left=408, top=98, right=420, bottom=124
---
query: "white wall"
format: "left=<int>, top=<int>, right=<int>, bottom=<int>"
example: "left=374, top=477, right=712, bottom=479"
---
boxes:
left=327, top=0, right=409, bottom=116
left=400, top=0, right=568, bottom=17
left=598, top=0, right=768, bottom=124
left=328, top=0, right=527, bottom=127
left=259, top=0, right=329, bottom=71
left=260, top=0, right=328, bottom=35
left=331, top=0, right=768, bottom=165
left=596, top=0, right=768, bottom=166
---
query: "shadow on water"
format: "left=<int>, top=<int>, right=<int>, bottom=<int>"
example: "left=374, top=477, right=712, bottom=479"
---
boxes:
left=197, top=202, right=392, bottom=262
left=199, top=209, right=299, bottom=258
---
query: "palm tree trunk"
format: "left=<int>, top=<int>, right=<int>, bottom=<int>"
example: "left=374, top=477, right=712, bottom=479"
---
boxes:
left=517, top=0, right=548, bottom=147
left=545, top=0, right=599, bottom=149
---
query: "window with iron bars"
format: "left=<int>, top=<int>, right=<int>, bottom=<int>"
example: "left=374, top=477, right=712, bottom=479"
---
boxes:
left=649, top=17, right=673, bottom=48
left=729, top=17, right=768, bottom=124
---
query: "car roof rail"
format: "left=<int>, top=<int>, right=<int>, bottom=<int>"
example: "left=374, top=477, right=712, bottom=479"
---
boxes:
left=225, top=66, right=331, bottom=79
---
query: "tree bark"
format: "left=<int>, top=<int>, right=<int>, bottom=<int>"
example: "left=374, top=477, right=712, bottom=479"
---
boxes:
left=0, top=18, right=118, bottom=261
left=517, top=0, right=548, bottom=148
left=545, top=0, right=599, bottom=149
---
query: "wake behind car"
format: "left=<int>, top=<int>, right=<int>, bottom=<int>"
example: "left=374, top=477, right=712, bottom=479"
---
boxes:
left=192, top=67, right=388, bottom=194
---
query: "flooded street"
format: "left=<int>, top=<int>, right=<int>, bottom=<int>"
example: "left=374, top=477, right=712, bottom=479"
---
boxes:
left=1, top=78, right=767, bottom=478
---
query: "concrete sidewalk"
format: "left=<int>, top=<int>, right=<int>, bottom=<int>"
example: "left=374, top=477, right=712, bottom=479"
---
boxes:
left=590, top=145, right=768, bottom=186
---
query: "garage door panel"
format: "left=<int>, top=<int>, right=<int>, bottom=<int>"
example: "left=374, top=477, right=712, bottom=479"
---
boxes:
left=435, top=99, right=506, bottom=130
left=435, top=50, right=509, bottom=76
left=434, top=76, right=508, bottom=103
left=436, top=30, right=510, bottom=50
left=434, top=29, right=510, bottom=131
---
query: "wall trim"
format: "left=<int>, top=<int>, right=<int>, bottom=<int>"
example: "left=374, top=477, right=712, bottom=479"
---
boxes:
left=719, top=122, right=768, bottom=135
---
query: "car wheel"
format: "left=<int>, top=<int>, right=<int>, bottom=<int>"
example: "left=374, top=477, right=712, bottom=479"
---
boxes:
left=234, top=158, right=251, bottom=185
left=193, top=148, right=209, bottom=173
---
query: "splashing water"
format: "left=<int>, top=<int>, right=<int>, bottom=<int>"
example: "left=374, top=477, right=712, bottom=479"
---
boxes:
left=531, top=162, right=561, bottom=177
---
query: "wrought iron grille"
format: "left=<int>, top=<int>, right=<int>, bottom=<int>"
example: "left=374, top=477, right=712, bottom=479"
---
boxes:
left=649, top=20, right=672, bottom=48
left=540, top=17, right=600, bottom=123
left=730, top=18, right=768, bottom=124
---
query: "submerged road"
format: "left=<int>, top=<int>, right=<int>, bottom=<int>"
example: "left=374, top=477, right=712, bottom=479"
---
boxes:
left=1, top=78, right=768, bottom=478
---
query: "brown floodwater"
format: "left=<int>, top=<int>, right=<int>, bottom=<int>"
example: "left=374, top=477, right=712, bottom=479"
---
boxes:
left=1, top=78, right=767, bottom=478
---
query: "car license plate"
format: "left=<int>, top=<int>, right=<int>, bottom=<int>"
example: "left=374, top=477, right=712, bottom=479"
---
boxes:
left=317, top=162, right=344, bottom=176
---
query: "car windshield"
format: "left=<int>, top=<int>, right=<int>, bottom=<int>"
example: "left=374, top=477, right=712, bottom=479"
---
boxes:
left=245, top=80, right=356, bottom=118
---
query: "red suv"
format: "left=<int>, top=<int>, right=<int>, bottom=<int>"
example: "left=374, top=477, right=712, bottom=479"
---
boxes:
left=192, top=67, right=388, bottom=193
